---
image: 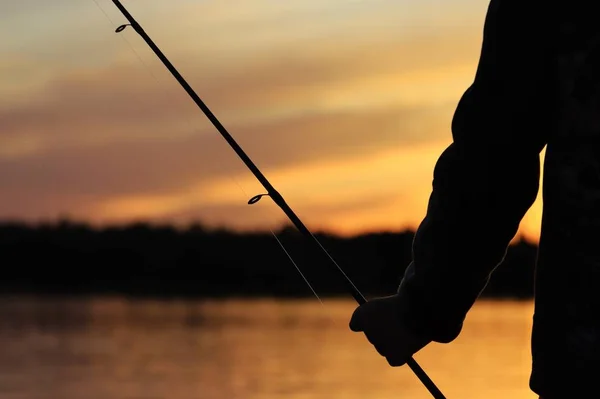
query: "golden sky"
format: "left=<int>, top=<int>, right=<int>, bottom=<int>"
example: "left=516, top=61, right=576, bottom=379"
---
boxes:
left=0, top=0, right=543, bottom=241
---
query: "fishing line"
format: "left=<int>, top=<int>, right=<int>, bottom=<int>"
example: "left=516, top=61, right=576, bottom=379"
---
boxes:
left=89, top=0, right=323, bottom=302
left=270, top=232, right=324, bottom=304
left=91, top=0, right=171, bottom=95
left=232, top=182, right=324, bottom=305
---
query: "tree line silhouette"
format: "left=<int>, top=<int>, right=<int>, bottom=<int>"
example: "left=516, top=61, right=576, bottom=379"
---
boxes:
left=0, top=220, right=538, bottom=298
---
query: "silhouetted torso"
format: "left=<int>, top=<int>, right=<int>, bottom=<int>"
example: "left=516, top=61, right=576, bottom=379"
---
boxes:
left=396, top=2, right=600, bottom=398
left=531, top=6, right=600, bottom=397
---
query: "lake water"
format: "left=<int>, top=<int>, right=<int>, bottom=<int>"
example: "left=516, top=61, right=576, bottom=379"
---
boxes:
left=0, top=297, right=538, bottom=399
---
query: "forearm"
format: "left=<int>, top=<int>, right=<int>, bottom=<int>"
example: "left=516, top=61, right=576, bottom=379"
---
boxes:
left=398, top=133, right=543, bottom=343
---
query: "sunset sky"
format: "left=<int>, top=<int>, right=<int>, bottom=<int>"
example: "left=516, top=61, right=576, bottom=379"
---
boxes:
left=0, top=0, right=544, bottom=240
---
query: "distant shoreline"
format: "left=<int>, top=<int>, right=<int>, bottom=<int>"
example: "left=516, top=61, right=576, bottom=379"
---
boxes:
left=0, top=220, right=539, bottom=299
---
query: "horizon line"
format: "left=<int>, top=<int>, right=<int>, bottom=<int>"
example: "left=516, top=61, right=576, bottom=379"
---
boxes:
left=0, top=217, right=540, bottom=244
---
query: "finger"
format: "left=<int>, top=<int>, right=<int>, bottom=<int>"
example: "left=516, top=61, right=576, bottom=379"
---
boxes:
left=349, top=306, right=364, bottom=332
left=386, top=355, right=408, bottom=367
left=363, top=331, right=392, bottom=357
left=373, top=343, right=390, bottom=358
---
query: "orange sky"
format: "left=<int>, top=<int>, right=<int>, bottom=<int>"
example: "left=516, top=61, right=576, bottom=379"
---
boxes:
left=0, top=0, right=543, bottom=241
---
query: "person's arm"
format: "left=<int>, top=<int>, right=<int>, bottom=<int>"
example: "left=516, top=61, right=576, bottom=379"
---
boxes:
left=396, top=85, right=548, bottom=344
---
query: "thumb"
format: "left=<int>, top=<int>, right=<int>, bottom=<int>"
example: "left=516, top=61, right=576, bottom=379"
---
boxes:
left=349, top=305, right=364, bottom=332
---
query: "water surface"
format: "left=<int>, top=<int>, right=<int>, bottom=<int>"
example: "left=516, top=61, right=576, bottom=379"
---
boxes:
left=0, top=297, right=537, bottom=398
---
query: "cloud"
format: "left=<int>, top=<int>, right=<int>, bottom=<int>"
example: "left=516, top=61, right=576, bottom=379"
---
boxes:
left=0, top=22, right=478, bottom=157
left=0, top=101, right=453, bottom=219
left=72, top=139, right=449, bottom=233
left=0, top=0, right=490, bottom=231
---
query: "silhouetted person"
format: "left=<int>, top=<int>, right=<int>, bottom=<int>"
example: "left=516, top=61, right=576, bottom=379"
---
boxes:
left=349, top=2, right=600, bottom=398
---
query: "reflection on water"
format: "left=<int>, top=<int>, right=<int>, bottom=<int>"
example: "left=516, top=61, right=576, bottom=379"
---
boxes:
left=0, top=296, right=537, bottom=399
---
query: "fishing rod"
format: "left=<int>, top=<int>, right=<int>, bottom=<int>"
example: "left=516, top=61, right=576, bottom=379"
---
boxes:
left=109, top=1, right=446, bottom=397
